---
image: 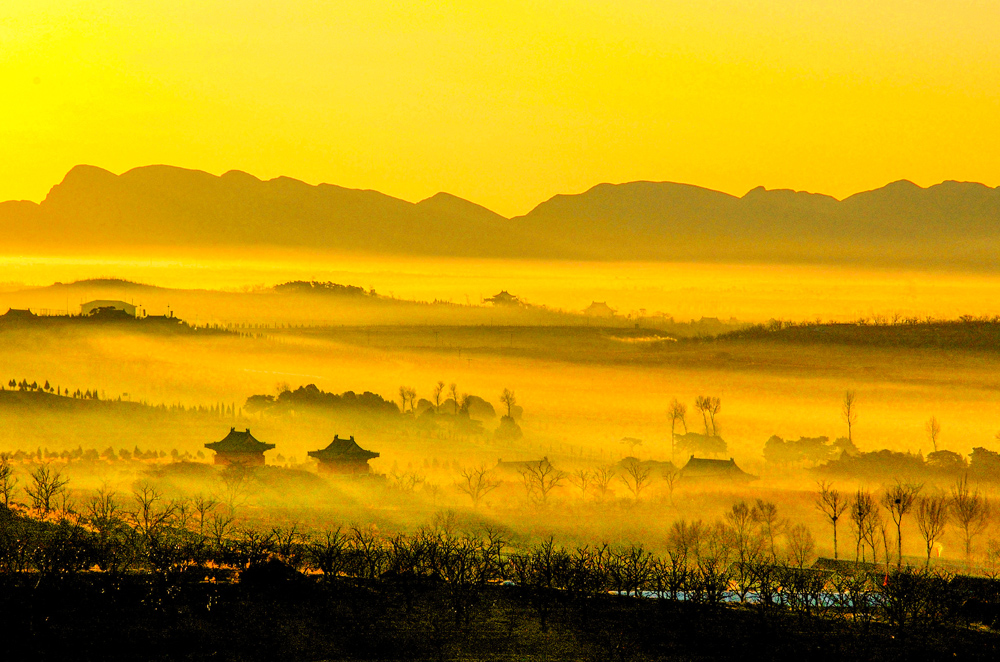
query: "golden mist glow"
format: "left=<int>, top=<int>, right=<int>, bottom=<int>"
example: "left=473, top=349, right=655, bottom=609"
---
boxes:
left=2, top=1, right=999, bottom=215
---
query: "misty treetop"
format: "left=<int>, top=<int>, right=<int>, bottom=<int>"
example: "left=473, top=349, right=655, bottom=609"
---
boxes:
left=272, top=280, right=375, bottom=297
left=715, top=315, right=1000, bottom=351
left=763, top=435, right=859, bottom=467
left=244, top=384, right=399, bottom=417
left=813, top=447, right=1000, bottom=482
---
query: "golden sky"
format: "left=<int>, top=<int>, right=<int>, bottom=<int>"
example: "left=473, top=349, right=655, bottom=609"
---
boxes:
left=2, top=0, right=998, bottom=216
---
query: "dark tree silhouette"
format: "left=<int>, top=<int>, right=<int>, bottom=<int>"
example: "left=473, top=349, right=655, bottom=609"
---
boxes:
left=842, top=390, right=858, bottom=444
left=456, top=465, right=500, bottom=507
left=882, top=481, right=922, bottom=568
left=915, top=493, right=949, bottom=568
left=926, top=416, right=941, bottom=452
left=500, top=388, right=516, bottom=418
left=951, top=474, right=989, bottom=560
left=26, top=464, right=69, bottom=514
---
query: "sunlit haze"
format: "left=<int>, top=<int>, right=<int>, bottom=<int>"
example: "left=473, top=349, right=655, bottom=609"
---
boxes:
left=3, top=0, right=999, bottom=215
left=4, top=5, right=1000, bottom=657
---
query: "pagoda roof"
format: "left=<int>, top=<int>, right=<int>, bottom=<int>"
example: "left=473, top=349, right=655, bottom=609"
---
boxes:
left=308, top=435, right=379, bottom=462
left=205, top=428, right=275, bottom=453
left=3, top=308, right=36, bottom=318
left=680, top=456, right=755, bottom=480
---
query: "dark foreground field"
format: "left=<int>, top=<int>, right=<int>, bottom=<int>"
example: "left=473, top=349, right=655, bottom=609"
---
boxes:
left=4, top=487, right=1000, bottom=661
left=3, top=570, right=999, bottom=662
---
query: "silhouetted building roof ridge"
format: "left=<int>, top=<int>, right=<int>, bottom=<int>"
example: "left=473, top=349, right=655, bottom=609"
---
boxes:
left=495, top=456, right=548, bottom=470
left=680, top=455, right=756, bottom=480
left=2, top=308, right=36, bottom=318
left=205, top=427, right=275, bottom=453
left=308, top=434, right=379, bottom=461
left=584, top=301, right=616, bottom=316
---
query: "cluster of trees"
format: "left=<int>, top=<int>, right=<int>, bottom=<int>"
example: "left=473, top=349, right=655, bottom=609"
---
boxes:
left=244, top=384, right=399, bottom=417
left=3, top=378, right=100, bottom=399
left=716, top=314, right=1000, bottom=351
left=2, top=378, right=247, bottom=418
left=272, top=280, right=374, bottom=297
left=764, top=435, right=859, bottom=467
left=817, top=447, right=1000, bottom=481
left=0, top=446, right=184, bottom=465
left=666, top=396, right=721, bottom=437
left=456, top=457, right=672, bottom=508
left=815, top=478, right=993, bottom=567
left=3, top=483, right=1000, bottom=641
left=665, top=395, right=725, bottom=458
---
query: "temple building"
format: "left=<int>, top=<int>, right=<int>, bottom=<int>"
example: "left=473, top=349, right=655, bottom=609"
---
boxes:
left=308, top=435, right=379, bottom=474
left=205, top=428, right=275, bottom=466
left=679, top=456, right=756, bottom=483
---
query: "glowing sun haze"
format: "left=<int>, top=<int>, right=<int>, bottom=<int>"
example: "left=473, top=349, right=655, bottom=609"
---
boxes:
left=2, top=0, right=998, bottom=216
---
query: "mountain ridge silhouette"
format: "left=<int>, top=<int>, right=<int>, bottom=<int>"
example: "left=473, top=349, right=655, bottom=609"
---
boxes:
left=3, top=164, right=999, bottom=264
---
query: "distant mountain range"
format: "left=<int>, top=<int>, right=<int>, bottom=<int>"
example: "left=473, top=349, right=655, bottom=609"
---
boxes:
left=2, top=164, right=999, bottom=264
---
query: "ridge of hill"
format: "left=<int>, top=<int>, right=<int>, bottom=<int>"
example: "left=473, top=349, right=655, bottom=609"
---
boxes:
left=2, top=165, right=999, bottom=264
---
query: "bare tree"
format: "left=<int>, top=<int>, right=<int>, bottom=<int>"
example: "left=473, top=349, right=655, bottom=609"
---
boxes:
left=849, top=488, right=879, bottom=562
left=399, top=385, right=409, bottom=413
left=519, top=458, right=565, bottom=505
left=570, top=468, right=592, bottom=499
left=881, top=481, right=922, bottom=567
left=815, top=481, right=849, bottom=560
left=666, top=519, right=705, bottom=566
left=130, top=484, right=178, bottom=540
left=752, top=499, right=785, bottom=560
left=500, top=388, right=517, bottom=418
left=433, top=381, right=445, bottom=411
left=0, top=456, right=17, bottom=507
left=25, top=464, right=69, bottom=514
left=915, top=493, right=949, bottom=568
left=390, top=471, right=424, bottom=493
left=663, top=468, right=679, bottom=504
left=694, top=396, right=721, bottom=436
left=842, top=390, right=858, bottom=445
left=449, top=383, right=458, bottom=414
left=193, top=494, right=219, bottom=537
left=592, top=465, right=616, bottom=501
left=220, top=463, right=254, bottom=514
left=695, top=396, right=711, bottom=434
left=405, top=387, right=417, bottom=413
left=456, top=465, right=499, bottom=507
left=926, top=416, right=941, bottom=452
left=705, top=396, right=721, bottom=436
left=209, top=511, right=235, bottom=548
left=951, top=474, right=990, bottom=561
left=787, top=523, right=815, bottom=568
left=667, top=398, right=687, bottom=460
left=618, top=460, right=651, bottom=501
left=87, top=485, right=123, bottom=534
left=725, top=500, right=763, bottom=563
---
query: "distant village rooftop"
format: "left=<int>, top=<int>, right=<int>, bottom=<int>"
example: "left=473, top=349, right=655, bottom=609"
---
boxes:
left=205, top=427, right=275, bottom=466
left=2, top=308, right=36, bottom=320
left=679, top=455, right=756, bottom=482
left=583, top=301, right=616, bottom=317
left=81, top=300, right=136, bottom=317
left=308, top=435, right=379, bottom=474
left=485, top=291, right=523, bottom=307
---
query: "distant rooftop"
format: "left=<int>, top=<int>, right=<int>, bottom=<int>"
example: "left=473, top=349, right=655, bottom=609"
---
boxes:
left=81, top=300, right=137, bottom=317
left=2, top=308, right=36, bottom=319
left=584, top=301, right=616, bottom=316
left=307, top=435, right=379, bottom=462
left=680, top=456, right=756, bottom=481
left=205, top=427, right=275, bottom=453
